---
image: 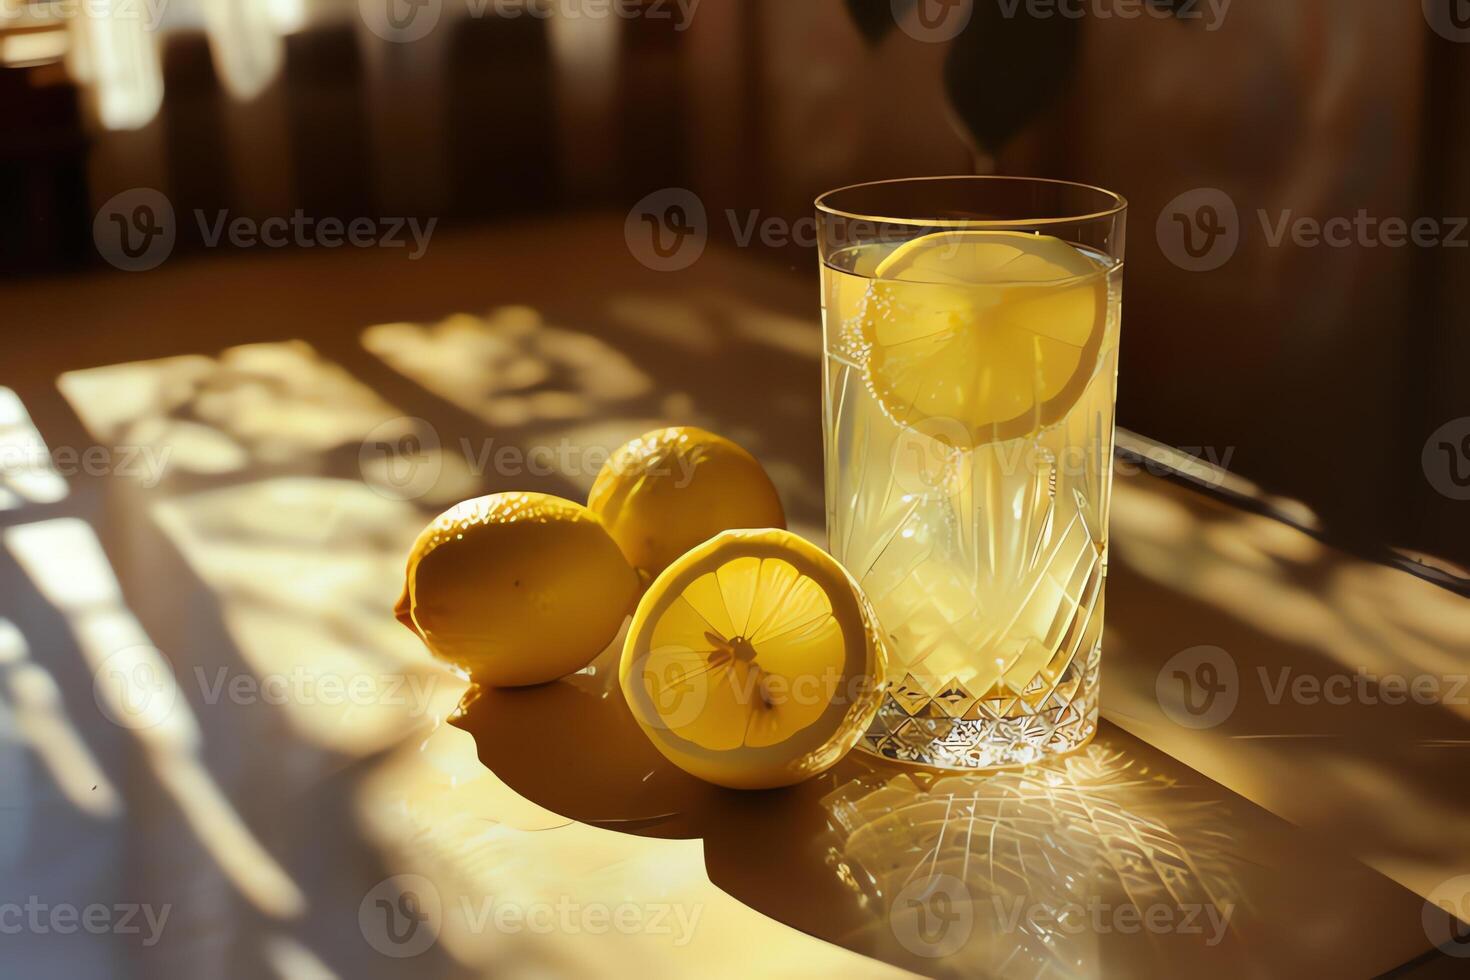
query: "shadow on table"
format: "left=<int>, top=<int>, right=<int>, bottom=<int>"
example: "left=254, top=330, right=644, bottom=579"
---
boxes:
left=455, top=642, right=1442, bottom=979
left=1103, top=472, right=1470, bottom=901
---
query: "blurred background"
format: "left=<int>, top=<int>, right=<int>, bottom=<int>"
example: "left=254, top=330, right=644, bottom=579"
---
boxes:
left=2, top=0, right=1467, bottom=568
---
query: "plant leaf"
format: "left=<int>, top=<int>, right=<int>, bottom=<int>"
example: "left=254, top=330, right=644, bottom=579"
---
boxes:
left=941, top=4, right=1082, bottom=156
left=845, top=0, right=907, bottom=46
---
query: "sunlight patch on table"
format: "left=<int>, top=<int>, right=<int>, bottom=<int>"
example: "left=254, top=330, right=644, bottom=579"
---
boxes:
left=1112, top=476, right=1469, bottom=713
left=55, top=340, right=477, bottom=503
left=362, top=306, right=650, bottom=429
left=0, top=388, right=68, bottom=509
left=262, top=933, right=340, bottom=980
left=605, top=294, right=720, bottom=354
left=0, top=617, right=120, bottom=819
left=3, top=518, right=306, bottom=920
left=151, top=477, right=465, bottom=754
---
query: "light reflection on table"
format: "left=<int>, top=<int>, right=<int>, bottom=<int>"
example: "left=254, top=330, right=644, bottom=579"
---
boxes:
left=452, top=639, right=1435, bottom=978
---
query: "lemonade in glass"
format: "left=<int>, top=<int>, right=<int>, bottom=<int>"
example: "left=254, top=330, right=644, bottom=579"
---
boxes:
left=816, top=177, right=1126, bottom=769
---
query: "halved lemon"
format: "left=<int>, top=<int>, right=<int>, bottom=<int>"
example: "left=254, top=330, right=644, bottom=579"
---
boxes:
left=860, top=230, right=1110, bottom=445
left=620, top=529, right=886, bottom=789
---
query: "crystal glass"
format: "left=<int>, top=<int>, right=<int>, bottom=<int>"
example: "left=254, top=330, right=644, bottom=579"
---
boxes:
left=816, top=176, right=1126, bottom=769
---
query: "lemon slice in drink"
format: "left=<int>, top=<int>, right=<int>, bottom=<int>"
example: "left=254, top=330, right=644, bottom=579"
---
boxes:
left=860, top=230, right=1109, bottom=444
left=620, top=529, right=886, bottom=789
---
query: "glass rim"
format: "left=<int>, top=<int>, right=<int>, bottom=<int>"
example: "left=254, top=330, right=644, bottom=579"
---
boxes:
left=814, top=175, right=1128, bottom=228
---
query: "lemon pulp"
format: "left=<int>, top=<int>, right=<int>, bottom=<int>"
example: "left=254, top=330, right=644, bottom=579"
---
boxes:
left=621, top=529, right=886, bottom=789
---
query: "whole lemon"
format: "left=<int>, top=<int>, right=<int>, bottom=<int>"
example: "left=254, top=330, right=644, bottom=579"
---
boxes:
left=396, top=492, right=638, bottom=687
left=589, top=427, right=786, bottom=582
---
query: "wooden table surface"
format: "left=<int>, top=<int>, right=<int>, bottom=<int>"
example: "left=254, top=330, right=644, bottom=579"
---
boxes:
left=2, top=215, right=1468, bottom=978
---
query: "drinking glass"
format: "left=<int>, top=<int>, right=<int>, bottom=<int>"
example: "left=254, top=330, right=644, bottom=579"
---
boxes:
left=816, top=176, right=1126, bottom=769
